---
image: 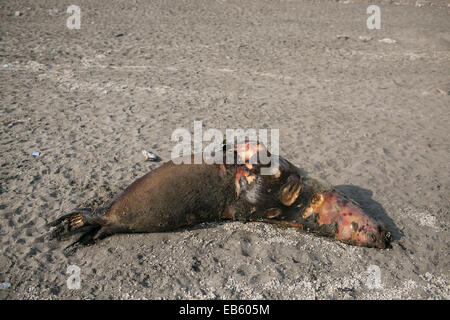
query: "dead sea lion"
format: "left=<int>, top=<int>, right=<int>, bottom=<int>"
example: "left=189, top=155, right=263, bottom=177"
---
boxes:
left=48, top=142, right=391, bottom=252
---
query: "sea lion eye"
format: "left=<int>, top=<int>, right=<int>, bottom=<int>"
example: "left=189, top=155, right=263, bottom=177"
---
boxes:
left=311, top=193, right=324, bottom=206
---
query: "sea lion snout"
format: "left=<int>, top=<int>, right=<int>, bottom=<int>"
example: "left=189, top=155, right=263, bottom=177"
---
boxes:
left=299, top=191, right=391, bottom=249
left=350, top=220, right=391, bottom=249
left=369, top=224, right=392, bottom=249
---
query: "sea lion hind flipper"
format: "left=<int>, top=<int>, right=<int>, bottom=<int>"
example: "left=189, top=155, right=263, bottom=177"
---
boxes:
left=46, top=208, right=92, bottom=227
left=47, top=208, right=101, bottom=240
left=63, top=226, right=102, bottom=256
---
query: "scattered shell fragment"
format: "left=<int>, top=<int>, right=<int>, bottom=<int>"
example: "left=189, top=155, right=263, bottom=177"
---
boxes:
left=336, top=34, right=350, bottom=40
left=48, top=8, right=59, bottom=16
left=436, top=88, right=449, bottom=95
left=142, top=150, right=159, bottom=161
left=359, top=35, right=373, bottom=42
left=415, top=0, right=431, bottom=7
left=379, top=38, right=397, bottom=44
left=0, top=282, right=11, bottom=289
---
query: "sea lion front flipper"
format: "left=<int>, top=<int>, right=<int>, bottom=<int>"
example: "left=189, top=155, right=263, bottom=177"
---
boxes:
left=280, top=174, right=302, bottom=206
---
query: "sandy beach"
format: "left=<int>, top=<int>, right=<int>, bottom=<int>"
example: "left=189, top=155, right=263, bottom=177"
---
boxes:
left=0, top=0, right=449, bottom=299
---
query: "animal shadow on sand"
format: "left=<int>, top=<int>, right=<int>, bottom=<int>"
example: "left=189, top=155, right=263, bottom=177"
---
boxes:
left=334, top=185, right=403, bottom=241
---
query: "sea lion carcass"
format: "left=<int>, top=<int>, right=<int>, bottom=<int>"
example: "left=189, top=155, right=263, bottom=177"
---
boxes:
left=48, top=142, right=391, bottom=250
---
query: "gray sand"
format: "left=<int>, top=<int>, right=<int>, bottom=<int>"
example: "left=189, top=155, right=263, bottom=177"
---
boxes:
left=0, top=0, right=449, bottom=299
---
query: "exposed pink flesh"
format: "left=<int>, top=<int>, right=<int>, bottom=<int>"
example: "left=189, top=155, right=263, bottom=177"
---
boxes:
left=305, top=192, right=386, bottom=247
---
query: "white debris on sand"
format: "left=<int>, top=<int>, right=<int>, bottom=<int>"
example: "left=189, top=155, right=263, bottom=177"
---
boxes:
left=379, top=38, right=397, bottom=44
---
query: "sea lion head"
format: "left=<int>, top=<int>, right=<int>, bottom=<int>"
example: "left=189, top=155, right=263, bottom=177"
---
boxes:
left=357, top=222, right=391, bottom=249
left=302, top=191, right=392, bottom=249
